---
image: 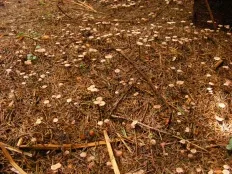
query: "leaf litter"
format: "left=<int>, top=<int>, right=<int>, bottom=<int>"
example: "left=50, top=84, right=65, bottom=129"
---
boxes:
left=0, top=0, right=232, bottom=173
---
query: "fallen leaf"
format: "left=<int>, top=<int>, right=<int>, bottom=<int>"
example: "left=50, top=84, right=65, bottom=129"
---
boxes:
left=218, top=103, right=226, bottom=109
left=35, top=48, right=46, bottom=53
left=41, top=35, right=50, bottom=40
left=215, top=115, right=224, bottom=122
left=222, top=169, right=230, bottom=174
left=51, top=163, right=62, bottom=171
left=223, top=165, right=230, bottom=170
left=131, top=120, right=138, bottom=129
left=176, top=167, right=184, bottom=173
left=80, top=152, right=87, bottom=158
left=224, top=79, right=231, bottom=86
left=114, top=149, right=123, bottom=157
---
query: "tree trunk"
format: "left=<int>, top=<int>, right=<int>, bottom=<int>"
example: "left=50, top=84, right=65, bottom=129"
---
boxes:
left=193, top=0, right=232, bottom=29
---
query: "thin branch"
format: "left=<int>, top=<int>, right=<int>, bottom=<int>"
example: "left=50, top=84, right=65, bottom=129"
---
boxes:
left=19, top=139, right=121, bottom=150
left=1, top=142, right=32, bottom=157
left=73, top=0, right=98, bottom=13
left=114, top=48, right=177, bottom=111
left=116, top=133, right=132, bottom=153
left=0, top=142, right=27, bottom=174
left=111, top=115, right=208, bottom=152
left=57, top=3, right=73, bottom=20
left=204, top=0, right=217, bottom=29
left=109, top=84, right=134, bottom=116
left=103, top=130, right=121, bottom=174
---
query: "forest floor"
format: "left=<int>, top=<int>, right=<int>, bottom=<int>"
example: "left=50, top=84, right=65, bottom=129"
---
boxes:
left=0, top=0, right=232, bottom=173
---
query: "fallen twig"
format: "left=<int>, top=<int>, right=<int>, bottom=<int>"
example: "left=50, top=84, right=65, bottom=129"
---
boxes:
left=111, top=115, right=168, bottom=135
left=73, top=0, right=98, bottom=13
left=19, top=139, right=121, bottom=150
left=116, top=133, right=132, bottom=153
left=109, top=84, right=134, bottom=116
left=114, top=48, right=177, bottom=111
left=57, top=3, right=74, bottom=20
left=103, top=130, right=121, bottom=174
left=0, top=142, right=27, bottom=174
left=205, top=143, right=226, bottom=149
left=152, top=5, right=168, bottom=20
left=2, top=143, right=32, bottom=157
left=17, top=138, right=23, bottom=147
left=204, top=0, right=217, bottom=29
left=213, top=59, right=224, bottom=70
left=111, top=115, right=208, bottom=152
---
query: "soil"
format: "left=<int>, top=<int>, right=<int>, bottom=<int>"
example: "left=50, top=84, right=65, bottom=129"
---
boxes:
left=0, top=0, right=232, bottom=173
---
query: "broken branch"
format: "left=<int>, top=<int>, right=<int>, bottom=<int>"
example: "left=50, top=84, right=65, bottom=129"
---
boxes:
left=0, top=142, right=27, bottom=174
left=111, top=115, right=208, bottom=152
left=114, top=48, right=177, bottom=111
left=103, top=130, right=121, bottom=174
left=19, top=139, right=121, bottom=150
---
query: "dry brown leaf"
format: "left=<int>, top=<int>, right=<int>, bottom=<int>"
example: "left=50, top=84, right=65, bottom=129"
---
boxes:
left=51, top=163, right=62, bottom=171
left=41, top=35, right=50, bottom=40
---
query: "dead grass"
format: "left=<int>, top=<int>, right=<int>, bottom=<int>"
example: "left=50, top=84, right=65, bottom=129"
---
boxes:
left=0, top=0, right=232, bottom=173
